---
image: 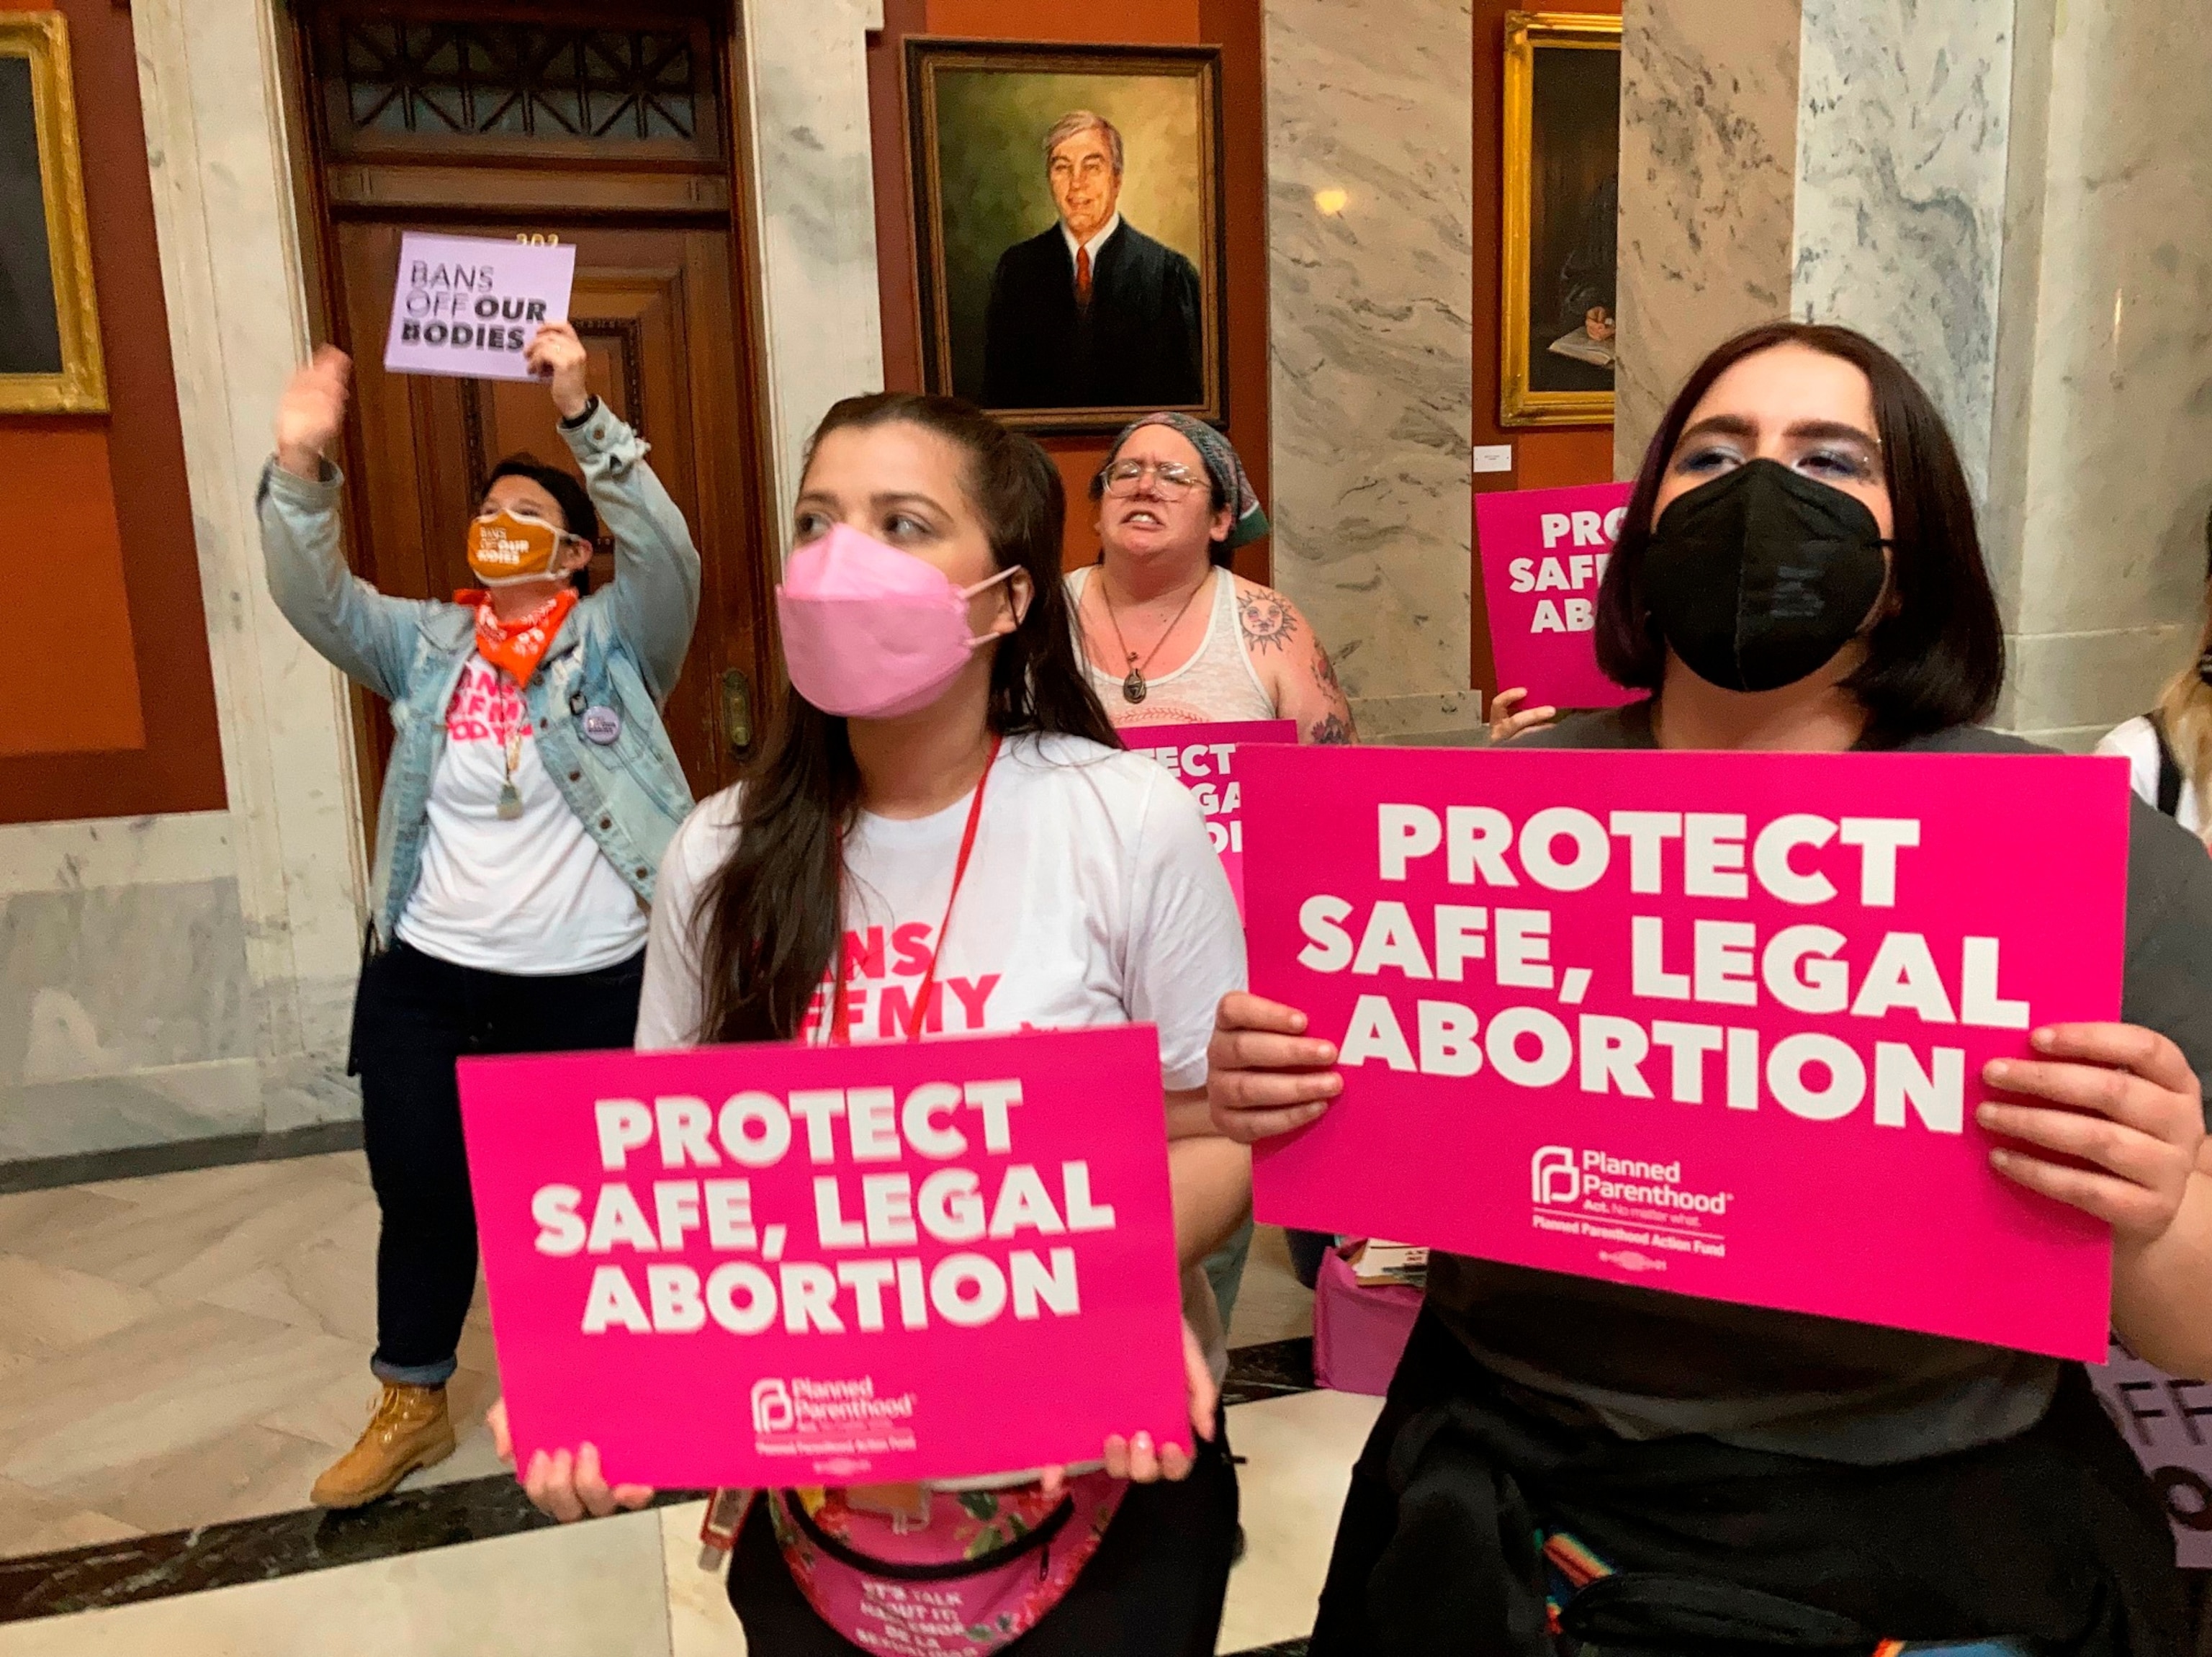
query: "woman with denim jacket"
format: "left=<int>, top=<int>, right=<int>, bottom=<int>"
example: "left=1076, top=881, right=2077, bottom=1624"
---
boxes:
left=258, top=325, right=701, bottom=1508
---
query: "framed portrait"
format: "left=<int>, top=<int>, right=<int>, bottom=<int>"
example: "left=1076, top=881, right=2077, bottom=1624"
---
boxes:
left=905, top=39, right=1226, bottom=436
left=1499, top=11, right=1619, bottom=428
left=0, top=11, right=104, bottom=414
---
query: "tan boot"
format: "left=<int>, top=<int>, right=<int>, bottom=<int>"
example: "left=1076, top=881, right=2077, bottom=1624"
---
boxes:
left=310, top=1382, right=455, bottom=1509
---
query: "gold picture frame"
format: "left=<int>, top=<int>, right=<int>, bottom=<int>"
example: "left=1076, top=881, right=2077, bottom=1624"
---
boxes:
left=1, top=10, right=107, bottom=414
left=1499, top=10, right=1619, bottom=428
left=905, top=38, right=1226, bottom=436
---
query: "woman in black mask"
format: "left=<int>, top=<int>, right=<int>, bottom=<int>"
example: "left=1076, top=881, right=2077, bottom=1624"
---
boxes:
left=1210, top=323, right=2212, bottom=1654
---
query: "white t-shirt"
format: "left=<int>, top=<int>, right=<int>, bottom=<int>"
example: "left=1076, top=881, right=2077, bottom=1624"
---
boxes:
left=2095, top=714, right=2206, bottom=838
left=637, top=731, right=1249, bottom=1378
left=397, top=655, right=649, bottom=975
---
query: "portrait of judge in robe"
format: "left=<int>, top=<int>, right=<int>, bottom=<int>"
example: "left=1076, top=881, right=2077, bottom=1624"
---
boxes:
left=981, top=111, right=1203, bottom=412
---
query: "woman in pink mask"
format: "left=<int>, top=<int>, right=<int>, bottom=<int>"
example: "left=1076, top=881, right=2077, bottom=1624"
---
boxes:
left=492, top=392, right=1251, bottom=1656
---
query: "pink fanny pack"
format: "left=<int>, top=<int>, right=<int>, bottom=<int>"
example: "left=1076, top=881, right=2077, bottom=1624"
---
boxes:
left=760, top=1475, right=1125, bottom=1653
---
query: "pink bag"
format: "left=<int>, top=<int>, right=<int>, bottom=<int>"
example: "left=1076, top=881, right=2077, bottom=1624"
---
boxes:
left=765, top=1475, right=1126, bottom=1653
left=1313, top=1244, right=1422, bottom=1397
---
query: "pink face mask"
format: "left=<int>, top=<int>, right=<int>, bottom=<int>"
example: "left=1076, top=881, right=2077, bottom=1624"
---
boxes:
left=777, top=523, right=1019, bottom=719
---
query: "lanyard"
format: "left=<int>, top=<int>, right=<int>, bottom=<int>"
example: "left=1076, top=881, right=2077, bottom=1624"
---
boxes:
left=827, top=733, right=1001, bottom=1046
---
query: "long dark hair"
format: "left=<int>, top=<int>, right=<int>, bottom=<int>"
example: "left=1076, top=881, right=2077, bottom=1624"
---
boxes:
left=1593, top=321, right=2005, bottom=745
left=696, top=392, right=1120, bottom=1043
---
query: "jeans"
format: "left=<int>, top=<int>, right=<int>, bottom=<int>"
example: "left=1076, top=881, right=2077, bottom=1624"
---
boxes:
left=351, top=940, right=644, bottom=1385
left=1201, top=1215, right=1255, bottom=1332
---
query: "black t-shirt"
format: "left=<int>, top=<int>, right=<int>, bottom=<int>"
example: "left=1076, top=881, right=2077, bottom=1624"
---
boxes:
left=1426, top=705, right=2212, bottom=1464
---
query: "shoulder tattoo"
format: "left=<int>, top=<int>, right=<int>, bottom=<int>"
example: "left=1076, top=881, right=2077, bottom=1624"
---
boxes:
left=1238, top=587, right=1299, bottom=655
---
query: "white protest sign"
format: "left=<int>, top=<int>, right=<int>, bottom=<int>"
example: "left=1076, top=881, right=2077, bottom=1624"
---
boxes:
left=382, top=232, right=577, bottom=382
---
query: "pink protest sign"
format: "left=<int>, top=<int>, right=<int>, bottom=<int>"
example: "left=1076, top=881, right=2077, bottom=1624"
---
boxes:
left=1475, top=481, right=1639, bottom=711
left=382, top=231, right=576, bottom=382
left=1241, top=743, right=2132, bottom=1360
left=457, top=1025, right=1190, bottom=1488
left=2092, top=1339, right=2212, bottom=1566
left=1124, top=719, right=1296, bottom=920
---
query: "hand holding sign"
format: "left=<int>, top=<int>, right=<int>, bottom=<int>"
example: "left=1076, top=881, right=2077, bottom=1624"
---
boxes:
left=1978, top=1023, right=2206, bottom=1247
left=524, top=320, right=593, bottom=421
left=1475, top=482, right=1639, bottom=713
left=487, top=1400, right=653, bottom=1523
left=1487, top=686, right=1558, bottom=745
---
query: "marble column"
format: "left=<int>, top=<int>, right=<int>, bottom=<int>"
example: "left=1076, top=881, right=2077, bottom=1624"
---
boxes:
left=1991, top=0, right=2212, bottom=747
left=1616, top=0, right=2212, bottom=747
left=1264, top=0, right=1480, bottom=740
left=1613, top=0, right=1797, bottom=477
left=740, top=0, right=887, bottom=543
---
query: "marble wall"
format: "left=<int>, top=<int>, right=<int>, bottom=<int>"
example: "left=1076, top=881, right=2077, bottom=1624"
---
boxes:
left=1614, top=0, right=1798, bottom=475
left=0, top=0, right=368, bottom=1169
left=1793, top=0, right=2013, bottom=502
left=1993, top=0, right=2212, bottom=747
left=1264, top=0, right=1480, bottom=740
left=0, top=1, right=896, bottom=1169
left=1618, top=0, right=2212, bottom=747
left=0, top=813, right=355, bottom=1163
left=741, top=0, right=886, bottom=541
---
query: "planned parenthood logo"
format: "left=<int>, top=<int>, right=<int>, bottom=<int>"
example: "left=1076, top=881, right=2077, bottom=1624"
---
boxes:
left=750, top=1378, right=795, bottom=1434
left=1531, top=1146, right=1580, bottom=1205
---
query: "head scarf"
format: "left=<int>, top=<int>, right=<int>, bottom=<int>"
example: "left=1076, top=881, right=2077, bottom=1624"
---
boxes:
left=1098, top=413, right=1270, bottom=552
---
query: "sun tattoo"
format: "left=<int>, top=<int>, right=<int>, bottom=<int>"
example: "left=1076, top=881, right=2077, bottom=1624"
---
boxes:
left=1238, top=588, right=1299, bottom=655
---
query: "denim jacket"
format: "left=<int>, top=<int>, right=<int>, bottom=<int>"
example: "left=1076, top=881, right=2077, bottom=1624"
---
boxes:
left=258, top=403, right=700, bottom=951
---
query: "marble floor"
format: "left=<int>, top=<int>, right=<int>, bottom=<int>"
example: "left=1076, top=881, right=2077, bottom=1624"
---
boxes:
left=0, top=1151, right=507, bottom=1558
left=0, top=1388, right=1380, bottom=1656
left=0, top=1152, right=1360, bottom=1653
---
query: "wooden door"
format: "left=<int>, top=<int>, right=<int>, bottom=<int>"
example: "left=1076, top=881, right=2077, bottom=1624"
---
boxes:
left=292, top=4, right=773, bottom=815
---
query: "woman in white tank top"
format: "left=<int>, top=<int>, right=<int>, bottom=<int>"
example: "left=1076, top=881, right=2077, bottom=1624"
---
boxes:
left=1066, top=413, right=1355, bottom=742
left=1066, top=413, right=1355, bottom=1337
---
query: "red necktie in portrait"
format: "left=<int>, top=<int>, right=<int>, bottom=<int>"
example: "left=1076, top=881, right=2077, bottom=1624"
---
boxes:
left=1074, top=245, right=1093, bottom=307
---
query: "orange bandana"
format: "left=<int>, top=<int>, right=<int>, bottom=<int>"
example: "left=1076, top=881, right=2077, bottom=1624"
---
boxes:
left=464, top=588, right=577, bottom=686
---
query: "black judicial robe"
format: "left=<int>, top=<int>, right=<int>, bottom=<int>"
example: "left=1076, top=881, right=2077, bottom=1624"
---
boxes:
left=980, top=221, right=1204, bottom=411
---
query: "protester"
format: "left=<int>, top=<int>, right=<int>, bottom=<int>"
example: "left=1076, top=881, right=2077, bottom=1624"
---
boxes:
left=261, top=326, right=700, bottom=1507
left=2097, top=506, right=2212, bottom=845
left=495, top=392, right=1251, bottom=1656
left=1209, top=322, right=2212, bottom=1653
left=1070, top=412, right=1353, bottom=745
left=1069, top=411, right=1352, bottom=1329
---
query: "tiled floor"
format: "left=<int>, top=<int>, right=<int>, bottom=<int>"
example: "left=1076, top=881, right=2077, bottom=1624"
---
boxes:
left=0, top=1385, right=1379, bottom=1657
left=0, top=1152, right=1354, bottom=1654
left=0, top=1154, right=506, bottom=1557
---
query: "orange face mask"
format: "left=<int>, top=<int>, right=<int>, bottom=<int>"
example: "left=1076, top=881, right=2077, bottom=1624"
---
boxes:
left=467, top=508, right=572, bottom=588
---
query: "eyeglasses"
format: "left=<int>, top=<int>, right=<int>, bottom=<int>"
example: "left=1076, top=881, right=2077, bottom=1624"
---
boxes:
left=1102, top=459, right=1205, bottom=499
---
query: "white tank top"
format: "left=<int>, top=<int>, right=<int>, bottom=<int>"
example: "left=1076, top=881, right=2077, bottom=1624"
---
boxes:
left=1066, top=563, right=1278, bottom=730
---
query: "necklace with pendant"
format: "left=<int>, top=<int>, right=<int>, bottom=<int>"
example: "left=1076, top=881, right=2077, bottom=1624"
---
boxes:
left=1099, top=569, right=1209, bottom=704
left=482, top=593, right=561, bottom=822
left=495, top=726, right=526, bottom=820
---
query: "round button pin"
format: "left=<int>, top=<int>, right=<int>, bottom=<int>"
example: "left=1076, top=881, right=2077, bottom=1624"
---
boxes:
left=581, top=705, right=621, bottom=745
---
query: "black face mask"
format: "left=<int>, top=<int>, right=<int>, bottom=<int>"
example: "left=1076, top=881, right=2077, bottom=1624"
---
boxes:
left=1641, top=457, right=1890, bottom=693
